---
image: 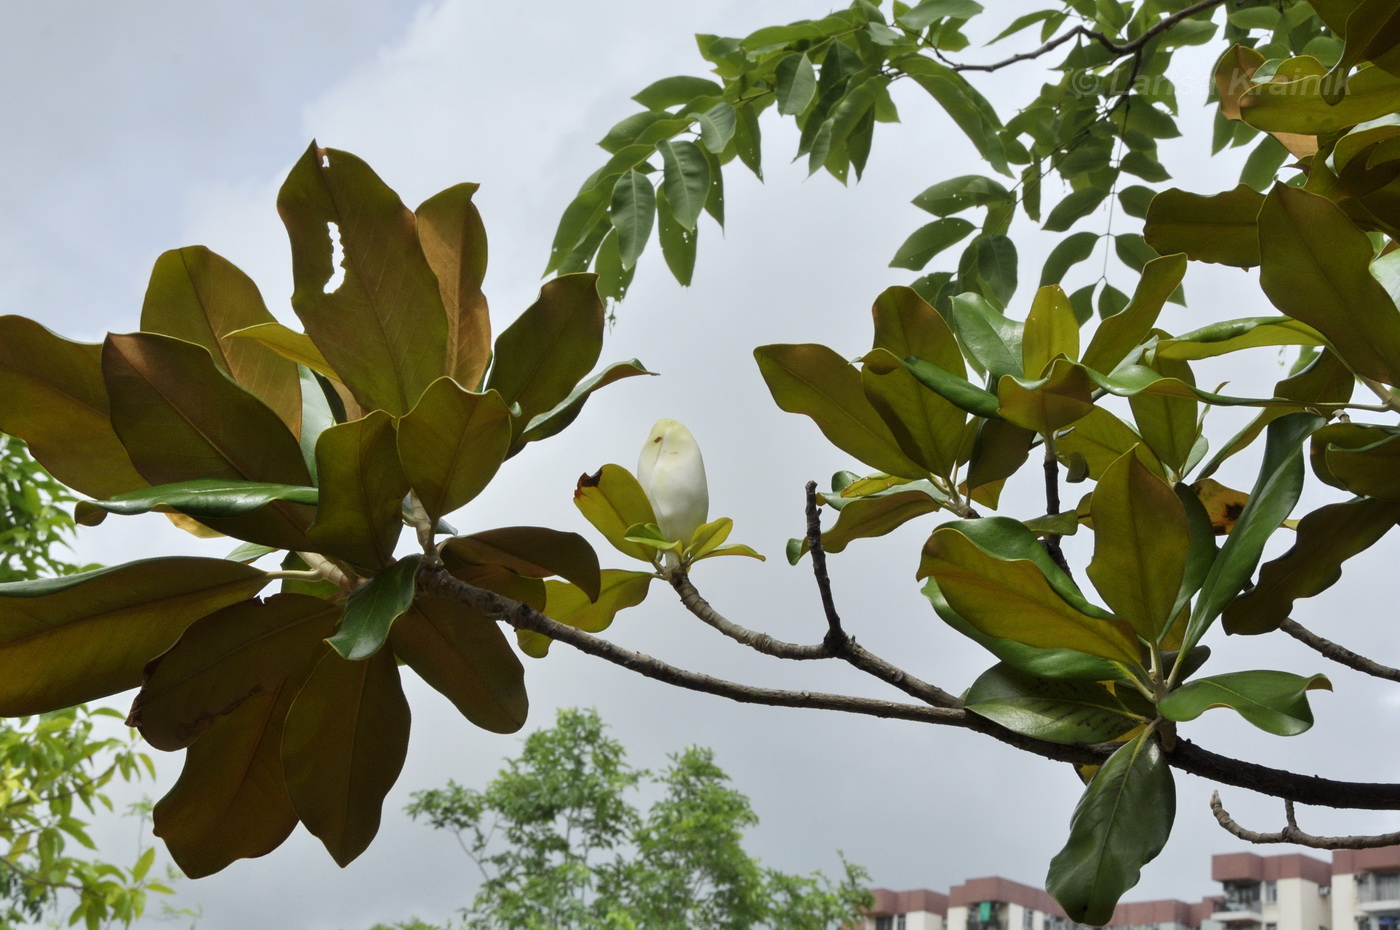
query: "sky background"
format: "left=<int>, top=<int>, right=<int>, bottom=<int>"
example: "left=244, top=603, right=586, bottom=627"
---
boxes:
left=4, top=2, right=1400, bottom=928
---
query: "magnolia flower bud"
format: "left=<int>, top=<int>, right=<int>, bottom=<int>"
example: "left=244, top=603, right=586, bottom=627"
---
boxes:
left=638, top=418, right=709, bottom=545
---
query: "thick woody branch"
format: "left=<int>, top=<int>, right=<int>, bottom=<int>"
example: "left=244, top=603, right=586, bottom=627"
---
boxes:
left=805, top=481, right=847, bottom=649
left=419, top=567, right=1400, bottom=810
left=951, top=0, right=1227, bottom=73
left=1280, top=618, right=1400, bottom=684
left=1211, top=793, right=1400, bottom=849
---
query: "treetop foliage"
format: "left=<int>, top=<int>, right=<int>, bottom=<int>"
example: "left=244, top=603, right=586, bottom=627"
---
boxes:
left=4, top=0, right=1400, bottom=924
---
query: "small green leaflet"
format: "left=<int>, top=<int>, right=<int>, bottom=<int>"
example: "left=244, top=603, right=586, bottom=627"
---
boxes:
left=327, top=555, right=423, bottom=660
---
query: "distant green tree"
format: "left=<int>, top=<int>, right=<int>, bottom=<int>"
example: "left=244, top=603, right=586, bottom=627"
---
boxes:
left=402, top=707, right=871, bottom=930
left=0, top=435, right=172, bottom=930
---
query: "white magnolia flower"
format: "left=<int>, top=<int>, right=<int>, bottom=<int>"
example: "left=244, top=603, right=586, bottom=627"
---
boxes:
left=637, top=418, right=709, bottom=545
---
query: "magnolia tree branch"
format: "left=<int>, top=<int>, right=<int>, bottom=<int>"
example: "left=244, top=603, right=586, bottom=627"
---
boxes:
left=950, top=0, right=1228, bottom=73
left=1211, top=792, right=1400, bottom=849
left=805, top=481, right=848, bottom=649
left=419, top=564, right=1400, bottom=809
left=1280, top=618, right=1400, bottom=684
left=669, top=572, right=829, bottom=660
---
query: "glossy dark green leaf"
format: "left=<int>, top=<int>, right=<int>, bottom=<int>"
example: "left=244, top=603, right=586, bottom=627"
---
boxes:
left=327, top=555, right=422, bottom=661
left=130, top=593, right=338, bottom=751
left=1158, top=670, right=1332, bottom=735
left=1022, top=285, right=1079, bottom=378
left=1055, top=407, right=1164, bottom=482
left=518, top=360, right=656, bottom=450
left=390, top=594, right=527, bottom=733
left=1320, top=427, right=1400, bottom=500
left=278, top=143, right=448, bottom=416
left=416, top=183, right=492, bottom=390
left=1224, top=497, right=1400, bottom=634
left=1128, top=356, right=1198, bottom=475
left=1187, top=413, right=1324, bottom=649
left=308, top=411, right=408, bottom=571
left=1155, top=317, right=1325, bottom=361
left=796, top=489, right=942, bottom=563
left=518, top=570, right=654, bottom=658
left=962, top=234, right=1018, bottom=308
left=755, top=343, right=927, bottom=479
left=656, top=189, right=698, bottom=287
left=965, top=664, right=1149, bottom=744
left=0, top=558, right=269, bottom=715
left=1044, top=190, right=1108, bottom=232
left=889, top=218, right=976, bottom=270
left=282, top=647, right=410, bottom=867
left=1241, top=58, right=1400, bottom=133
left=965, top=418, right=1035, bottom=508
left=948, top=292, right=1023, bottom=378
left=996, top=359, right=1095, bottom=435
left=1143, top=184, right=1263, bottom=267
left=441, top=526, right=601, bottom=602
left=141, top=246, right=303, bottom=433
left=76, top=479, right=318, bottom=527
left=487, top=275, right=604, bottom=436
left=1260, top=184, right=1400, bottom=386
left=1046, top=732, right=1174, bottom=925
left=896, top=353, right=1002, bottom=420
left=397, top=378, right=511, bottom=524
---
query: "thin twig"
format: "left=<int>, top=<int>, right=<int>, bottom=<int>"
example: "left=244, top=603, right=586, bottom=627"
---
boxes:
left=806, top=481, right=849, bottom=650
left=1280, top=618, right=1400, bottom=684
left=1211, top=792, right=1400, bottom=849
left=669, top=571, right=830, bottom=660
left=1041, top=441, right=1073, bottom=579
left=951, top=0, right=1228, bottom=73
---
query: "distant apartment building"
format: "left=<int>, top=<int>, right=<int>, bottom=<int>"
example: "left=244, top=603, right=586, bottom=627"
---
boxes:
left=860, top=848, right=1400, bottom=930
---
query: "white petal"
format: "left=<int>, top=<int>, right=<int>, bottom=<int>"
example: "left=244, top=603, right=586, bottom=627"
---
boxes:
left=638, top=418, right=708, bottom=544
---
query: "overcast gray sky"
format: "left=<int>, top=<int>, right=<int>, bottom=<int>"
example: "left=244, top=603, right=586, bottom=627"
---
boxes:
left=4, top=2, right=1400, bottom=928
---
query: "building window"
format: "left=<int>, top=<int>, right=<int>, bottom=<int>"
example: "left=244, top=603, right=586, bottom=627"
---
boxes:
left=1266, top=922, right=1277, bottom=930
left=1025, top=908, right=1036, bottom=930
left=898, top=917, right=907, bottom=930
left=1223, top=881, right=1263, bottom=912
left=875, top=917, right=893, bottom=930
left=1265, top=881, right=1278, bottom=904
left=1359, top=871, right=1400, bottom=903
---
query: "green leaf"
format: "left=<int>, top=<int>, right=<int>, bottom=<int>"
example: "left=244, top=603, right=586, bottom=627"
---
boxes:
left=924, top=579, right=1128, bottom=681
left=307, top=411, right=408, bottom=571
left=299, top=366, right=336, bottom=480
left=657, top=189, right=699, bottom=286
left=282, top=647, right=410, bottom=866
left=1259, top=184, right=1400, bottom=386
left=1055, top=407, right=1164, bottom=482
left=996, top=359, right=1095, bottom=435
left=442, top=526, right=601, bottom=602
left=898, top=57, right=1008, bottom=174
left=1241, top=59, right=1400, bottom=133
left=631, top=75, right=723, bottom=109
left=519, top=360, right=656, bottom=450
left=0, top=315, right=146, bottom=499
left=610, top=170, right=657, bottom=271
left=900, top=0, right=984, bottom=29
left=1187, top=413, right=1324, bottom=649
left=1040, top=232, right=1100, bottom=287
left=140, top=246, right=302, bottom=433
left=487, top=274, right=605, bottom=433
left=103, top=332, right=314, bottom=550
left=913, top=175, right=1011, bottom=216
left=1088, top=451, right=1189, bottom=642
left=1321, top=428, right=1400, bottom=499
left=1158, top=671, right=1332, bottom=735
left=1046, top=732, right=1175, bottom=925
left=0, top=557, right=269, bottom=715
left=76, top=479, right=317, bottom=527
left=416, top=183, right=493, bottom=390
left=948, top=292, right=1023, bottom=378
left=1224, top=497, right=1400, bottom=634
left=129, top=593, right=339, bottom=750
left=397, top=377, right=512, bottom=524
left=965, top=664, right=1148, bottom=744
left=573, top=465, right=659, bottom=562
left=519, top=571, right=654, bottom=658
left=278, top=143, right=448, bottom=416
left=225, top=322, right=338, bottom=381
left=889, top=218, right=976, bottom=270
left=962, top=234, right=1018, bottom=308
left=1044, top=190, right=1108, bottom=232
left=796, top=489, right=943, bottom=562
left=1127, top=356, right=1198, bottom=475
left=1080, top=254, right=1187, bottom=373
left=918, top=518, right=1140, bottom=665
left=697, top=101, right=738, bottom=153
left=1022, top=285, right=1079, bottom=378
left=1155, top=317, right=1325, bottom=361
left=775, top=53, right=818, bottom=115
left=1143, top=184, right=1263, bottom=268
left=389, top=594, right=527, bottom=733
left=657, top=140, right=710, bottom=231
left=862, top=287, right=969, bottom=477
left=755, top=344, right=927, bottom=479
left=327, top=555, right=423, bottom=660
